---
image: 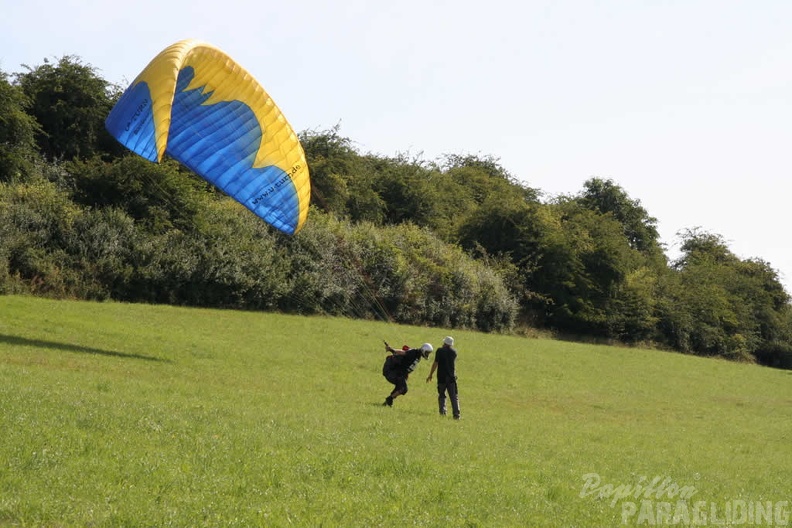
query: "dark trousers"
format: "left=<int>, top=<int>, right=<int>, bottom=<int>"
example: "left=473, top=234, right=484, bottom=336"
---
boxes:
left=437, top=379, right=460, bottom=418
left=385, top=372, right=408, bottom=398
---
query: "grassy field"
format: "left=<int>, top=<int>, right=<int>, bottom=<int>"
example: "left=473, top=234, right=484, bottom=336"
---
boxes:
left=0, top=295, right=790, bottom=527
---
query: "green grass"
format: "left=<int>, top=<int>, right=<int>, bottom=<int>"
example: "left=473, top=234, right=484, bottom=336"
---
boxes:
left=1, top=295, right=790, bottom=527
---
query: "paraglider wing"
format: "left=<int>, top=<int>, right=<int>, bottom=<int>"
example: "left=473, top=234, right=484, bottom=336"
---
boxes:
left=105, top=39, right=310, bottom=234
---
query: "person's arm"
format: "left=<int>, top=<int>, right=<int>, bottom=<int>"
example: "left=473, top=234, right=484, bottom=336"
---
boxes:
left=386, top=344, right=407, bottom=356
left=426, top=360, right=438, bottom=382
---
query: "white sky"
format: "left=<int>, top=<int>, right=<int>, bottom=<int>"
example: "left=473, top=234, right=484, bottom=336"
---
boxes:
left=2, top=0, right=791, bottom=291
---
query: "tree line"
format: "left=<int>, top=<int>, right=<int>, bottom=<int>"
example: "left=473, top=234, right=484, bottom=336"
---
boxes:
left=1, top=55, right=790, bottom=368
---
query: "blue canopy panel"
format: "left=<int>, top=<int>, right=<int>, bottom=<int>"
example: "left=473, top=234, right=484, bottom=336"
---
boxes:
left=166, top=67, right=300, bottom=234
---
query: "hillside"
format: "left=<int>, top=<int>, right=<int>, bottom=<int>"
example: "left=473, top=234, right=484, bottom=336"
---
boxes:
left=1, top=295, right=789, bottom=526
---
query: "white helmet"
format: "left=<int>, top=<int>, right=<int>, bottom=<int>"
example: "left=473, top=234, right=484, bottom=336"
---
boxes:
left=443, top=336, right=454, bottom=346
left=420, top=343, right=433, bottom=353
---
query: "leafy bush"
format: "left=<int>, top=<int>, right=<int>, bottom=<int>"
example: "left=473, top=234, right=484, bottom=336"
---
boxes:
left=275, top=213, right=518, bottom=332
left=0, top=179, right=81, bottom=296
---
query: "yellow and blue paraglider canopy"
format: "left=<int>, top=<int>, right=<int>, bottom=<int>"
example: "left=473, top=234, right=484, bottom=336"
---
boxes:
left=105, top=39, right=310, bottom=235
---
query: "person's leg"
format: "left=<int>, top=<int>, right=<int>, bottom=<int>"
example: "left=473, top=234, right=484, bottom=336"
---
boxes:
left=383, top=384, right=395, bottom=406
left=383, top=373, right=400, bottom=406
left=385, top=376, right=408, bottom=405
left=447, top=380, right=460, bottom=419
left=437, top=382, right=447, bottom=415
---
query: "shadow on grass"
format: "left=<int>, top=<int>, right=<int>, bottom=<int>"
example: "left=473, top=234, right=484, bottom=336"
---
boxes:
left=0, top=334, right=169, bottom=362
left=367, top=401, right=438, bottom=417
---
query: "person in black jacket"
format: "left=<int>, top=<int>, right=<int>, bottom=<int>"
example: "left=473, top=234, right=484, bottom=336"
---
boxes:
left=382, top=342, right=433, bottom=407
left=426, top=336, right=460, bottom=419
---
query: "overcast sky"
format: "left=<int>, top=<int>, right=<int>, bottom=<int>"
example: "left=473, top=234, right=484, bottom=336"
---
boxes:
left=3, top=0, right=791, bottom=290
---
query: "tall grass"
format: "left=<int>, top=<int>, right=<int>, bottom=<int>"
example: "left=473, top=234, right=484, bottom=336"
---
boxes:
left=1, top=295, right=789, bottom=526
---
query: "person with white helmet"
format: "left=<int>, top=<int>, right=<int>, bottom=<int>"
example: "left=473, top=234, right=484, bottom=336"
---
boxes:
left=426, top=336, right=460, bottom=419
left=382, top=341, right=433, bottom=407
